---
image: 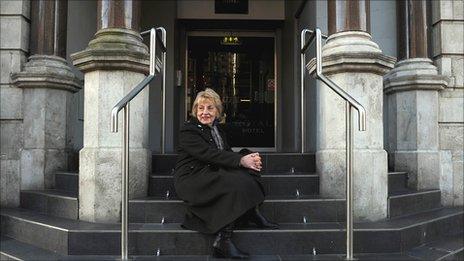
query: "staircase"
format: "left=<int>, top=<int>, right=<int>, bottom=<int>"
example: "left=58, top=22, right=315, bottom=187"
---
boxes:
left=1, top=153, right=463, bottom=260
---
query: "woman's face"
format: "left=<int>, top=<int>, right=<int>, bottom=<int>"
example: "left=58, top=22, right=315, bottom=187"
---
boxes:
left=196, top=99, right=218, bottom=126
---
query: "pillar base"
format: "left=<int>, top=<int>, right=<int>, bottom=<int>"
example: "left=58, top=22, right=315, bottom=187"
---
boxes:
left=79, top=147, right=149, bottom=223
left=392, top=151, right=440, bottom=190
left=317, top=149, right=388, bottom=221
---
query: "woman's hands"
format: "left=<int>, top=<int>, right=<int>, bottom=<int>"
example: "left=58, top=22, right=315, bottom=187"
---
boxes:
left=240, top=153, right=262, bottom=172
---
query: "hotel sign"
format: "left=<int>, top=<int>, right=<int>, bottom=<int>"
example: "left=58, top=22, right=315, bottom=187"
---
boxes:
left=215, top=0, right=248, bottom=14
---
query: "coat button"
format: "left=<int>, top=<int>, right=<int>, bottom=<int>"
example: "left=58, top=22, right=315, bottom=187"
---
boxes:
left=209, top=139, right=213, bottom=141
left=190, top=166, right=194, bottom=170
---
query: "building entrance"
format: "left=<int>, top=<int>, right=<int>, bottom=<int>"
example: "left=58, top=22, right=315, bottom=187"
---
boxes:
left=186, top=32, right=276, bottom=149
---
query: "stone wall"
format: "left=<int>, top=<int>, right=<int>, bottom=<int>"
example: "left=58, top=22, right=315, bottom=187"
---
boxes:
left=432, top=0, right=464, bottom=206
left=0, top=0, right=30, bottom=207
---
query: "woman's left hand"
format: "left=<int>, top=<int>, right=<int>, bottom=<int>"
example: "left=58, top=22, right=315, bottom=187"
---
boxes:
left=240, top=153, right=262, bottom=172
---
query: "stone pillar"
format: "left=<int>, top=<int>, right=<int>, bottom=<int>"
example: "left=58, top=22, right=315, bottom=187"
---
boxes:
left=311, top=0, right=395, bottom=221
left=71, top=0, right=150, bottom=223
left=384, top=0, right=447, bottom=191
left=11, top=0, right=81, bottom=190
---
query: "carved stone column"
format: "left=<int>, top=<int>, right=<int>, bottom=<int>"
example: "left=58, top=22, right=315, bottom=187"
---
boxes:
left=71, top=0, right=150, bottom=223
left=384, top=0, right=448, bottom=190
left=11, top=0, right=81, bottom=190
left=310, top=0, right=395, bottom=221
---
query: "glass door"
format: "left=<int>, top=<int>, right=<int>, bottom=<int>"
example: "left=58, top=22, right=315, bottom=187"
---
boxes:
left=186, top=31, right=276, bottom=148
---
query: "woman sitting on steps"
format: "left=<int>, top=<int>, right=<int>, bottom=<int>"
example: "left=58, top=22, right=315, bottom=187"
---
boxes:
left=174, top=88, right=278, bottom=259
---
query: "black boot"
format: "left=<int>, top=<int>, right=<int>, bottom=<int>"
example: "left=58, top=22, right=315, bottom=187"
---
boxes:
left=248, top=207, right=279, bottom=229
left=212, top=223, right=249, bottom=259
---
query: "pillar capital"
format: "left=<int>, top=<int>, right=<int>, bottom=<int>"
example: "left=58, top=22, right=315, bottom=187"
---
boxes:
left=11, top=55, right=81, bottom=92
left=307, top=32, right=396, bottom=76
left=71, top=28, right=149, bottom=74
left=384, top=58, right=448, bottom=94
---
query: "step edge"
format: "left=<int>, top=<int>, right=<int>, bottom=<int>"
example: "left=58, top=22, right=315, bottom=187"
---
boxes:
left=0, top=251, right=23, bottom=261
left=21, top=190, right=77, bottom=201
left=436, top=247, right=464, bottom=261
left=55, top=172, right=78, bottom=176
left=149, top=174, right=319, bottom=178
left=1, top=213, right=69, bottom=232
left=129, top=198, right=345, bottom=203
left=388, top=172, right=408, bottom=175
left=2, top=208, right=461, bottom=234
left=388, top=189, right=441, bottom=199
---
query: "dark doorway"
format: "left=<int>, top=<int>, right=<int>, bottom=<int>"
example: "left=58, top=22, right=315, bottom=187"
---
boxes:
left=186, top=33, right=275, bottom=148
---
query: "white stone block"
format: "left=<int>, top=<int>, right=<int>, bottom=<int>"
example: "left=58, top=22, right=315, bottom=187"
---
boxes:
left=317, top=149, right=388, bottom=221
left=451, top=56, right=464, bottom=88
left=439, top=124, right=464, bottom=151
left=19, top=148, right=67, bottom=190
left=0, top=120, right=23, bottom=159
left=439, top=96, right=464, bottom=123
left=0, top=50, right=26, bottom=84
left=433, top=21, right=464, bottom=56
left=0, top=16, right=29, bottom=51
left=453, top=161, right=463, bottom=206
left=20, top=149, right=45, bottom=190
left=394, top=151, right=441, bottom=190
left=44, top=89, right=67, bottom=148
left=22, top=88, right=68, bottom=149
left=79, top=147, right=149, bottom=222
left=0, top=159, right=20, bottom=207
left=440, top=150, right=454, bottom=206
left=0, top=85, right=22, bottom=119
left=83, top=70, right=149, bottom=148
left=22, top=88, right=46, bottom=148
left=0, top=0, right=30, bottom=18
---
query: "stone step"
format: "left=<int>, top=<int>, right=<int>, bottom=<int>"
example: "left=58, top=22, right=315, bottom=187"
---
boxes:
left=388, top=189, right=442, bottom=218
left=152, top=153, right=316, bottom=173
left=1, top=207, right=462, bottom=256
left=2, top=235, right=432, bottom=261
left=405, top=233, right=464, bottom=260
left=55, top=171, right=79, bottom=193
left=148, top=174, right=319, bottom=198
left=129, top=196, right=345, bottom=223
left=388, top=171, right=408, bottom=195
left=20, top=190, right=78, bottom=220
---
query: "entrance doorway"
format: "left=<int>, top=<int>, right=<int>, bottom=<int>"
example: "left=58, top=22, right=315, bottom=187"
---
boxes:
left=185, top=31, right=276, bottom=149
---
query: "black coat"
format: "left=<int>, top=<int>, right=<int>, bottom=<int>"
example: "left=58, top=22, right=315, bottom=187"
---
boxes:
left=173, top=117, right=265, bottom=234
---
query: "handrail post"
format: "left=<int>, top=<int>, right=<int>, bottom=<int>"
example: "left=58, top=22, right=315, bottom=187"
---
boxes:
left=158, top=27, right=167, bottom=154
left=113, top=26, right=167, bottom=260
left=121, top=104, right=130, bottom=260
left=300, top=29, right=309, bottom=153
left=346, top=102, right=354, bottom=260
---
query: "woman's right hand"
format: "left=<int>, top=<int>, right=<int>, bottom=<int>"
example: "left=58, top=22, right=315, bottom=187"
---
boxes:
left=240, top=153, right=262, bottom=172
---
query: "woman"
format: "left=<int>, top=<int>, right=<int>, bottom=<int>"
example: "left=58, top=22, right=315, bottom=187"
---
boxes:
left=174, top=88, right=278, bottom=259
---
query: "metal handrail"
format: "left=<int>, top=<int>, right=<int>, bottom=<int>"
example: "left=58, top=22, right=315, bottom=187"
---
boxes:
left=110, top=27, right=167, bottom=260
left=300, top=27, right=366, bottom=260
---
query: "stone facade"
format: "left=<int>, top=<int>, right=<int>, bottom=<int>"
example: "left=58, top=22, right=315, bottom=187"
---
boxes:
left=0, top=0, right=30, bottom=207
left=432, top=0, right=464, bottom=206
left=0, top=0, right=462, bottom=216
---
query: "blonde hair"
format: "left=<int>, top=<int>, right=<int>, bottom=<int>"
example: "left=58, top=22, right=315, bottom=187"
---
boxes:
left=191, top=88, right=224, bottom=121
